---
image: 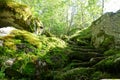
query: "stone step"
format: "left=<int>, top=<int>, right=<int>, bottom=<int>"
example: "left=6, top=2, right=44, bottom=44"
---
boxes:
left=70, top=48, right=101, bottom=52
left=69, top=45, right=95, bottom=49
left=68, top=51, right=103, bottom=62
left=89, top=57, right=105, bottom=66
left=68, top=62, right=92, bottom=68
left=68, top=57, right=105, bottom=68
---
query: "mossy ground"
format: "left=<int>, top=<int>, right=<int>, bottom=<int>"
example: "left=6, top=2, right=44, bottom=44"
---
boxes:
left=0, top=23, right=119, bottom=79
left=0, top=29, right=67, bottom=79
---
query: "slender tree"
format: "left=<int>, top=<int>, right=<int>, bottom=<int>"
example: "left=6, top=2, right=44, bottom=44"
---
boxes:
left=102, top=0, right=104, bottom=14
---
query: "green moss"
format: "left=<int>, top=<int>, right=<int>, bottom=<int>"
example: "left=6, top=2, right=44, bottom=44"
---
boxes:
left=100, top=35, right=114, bottom=50
left=9, top=54, right=37, bottom=78
left=39, top=36, right=66, bottom=55
left=91, top=71, right=111, bottom=80
left=70, top=27, right=91, bottom=39
left=0, top=30, right=42, bottom=53
left=0, top=29, right=66, bottom=56
left=76, top=39, right=89, bottom=46
left=43, top=30, right=55, bottom=37
left=69, top=27, right=92, bottom=46
left=12, top=30, right=42, bottom=48
left=0, top=1, right=30, bottom=14
left=97, top=30, right=105, bottom=37
left=54, top=68, right=94, bottom=80
left=0, top=71, right=5, bottom=79
left=104, top=49, right=120, bottom=56
left=0, top=27, right=68, bottom=79
left=0, top=1, right=43, bottom=33
left=22, top=62, right=36, bottom=76
left=94, top=54, right=120, bottom=73
left=0, top=35, right=16, bottom=50
left=41, top=47, right=68, bottom=69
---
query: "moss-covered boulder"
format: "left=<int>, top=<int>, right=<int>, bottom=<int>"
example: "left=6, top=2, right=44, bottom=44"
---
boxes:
left=0, top=0, right=43, bottom=34
left=0, top=27, right=67, bottom=79
left=91, top=10, right=120, bottom=49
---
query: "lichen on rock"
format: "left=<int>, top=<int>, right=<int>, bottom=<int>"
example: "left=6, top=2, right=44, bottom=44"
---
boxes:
left=91, top=11, right=120, bottom=49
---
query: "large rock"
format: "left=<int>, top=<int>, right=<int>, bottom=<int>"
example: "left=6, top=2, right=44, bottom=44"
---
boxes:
left=0, top=1, right=43, bottom=34
left=91, top=10, right=120, bottom=49
left=0, top=27, right=67, bottom=79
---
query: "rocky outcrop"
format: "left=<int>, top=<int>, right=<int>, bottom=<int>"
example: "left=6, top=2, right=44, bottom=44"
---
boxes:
left=0, top=27, right=67, bottom=79
left=91, top=11, right=120, bottom=49
left=0, top=1, right=43, bottom=34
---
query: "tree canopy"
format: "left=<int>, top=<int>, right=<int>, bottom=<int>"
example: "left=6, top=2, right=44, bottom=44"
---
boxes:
left=14, top=0, right=104, bottom=37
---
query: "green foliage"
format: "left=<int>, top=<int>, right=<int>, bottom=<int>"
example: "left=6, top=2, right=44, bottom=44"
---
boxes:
left=104, top=49, right=120, bottom=56
left=14, top=0, right=103, bottom=37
